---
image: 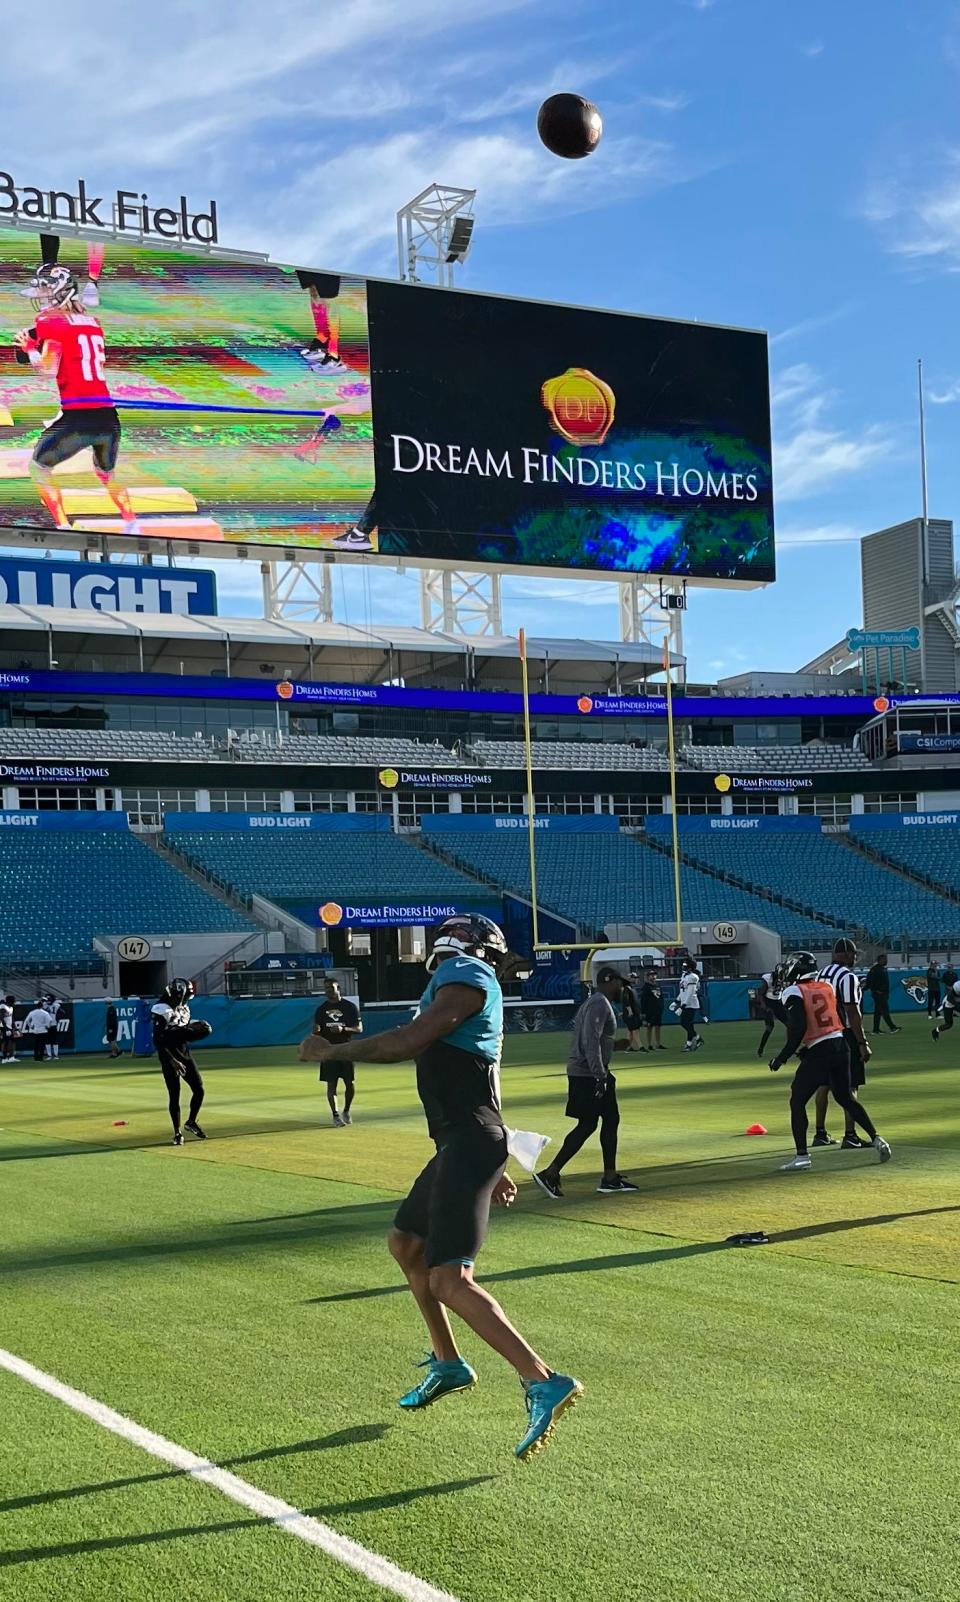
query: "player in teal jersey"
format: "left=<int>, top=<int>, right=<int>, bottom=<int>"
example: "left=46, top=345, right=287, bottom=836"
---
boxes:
left=300, top=913, right=582, bottom=1460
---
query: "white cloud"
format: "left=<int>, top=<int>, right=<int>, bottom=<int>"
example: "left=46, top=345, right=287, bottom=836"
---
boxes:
left=928, top=379, right=960, bottom=405
left=253, top=128, right=682, bottom=267
left=0, top=0, right=696, bottom=274
left=864, top=151, right=960, bottom=267
left=802, top=40, right=825, bottom=57
left=772, top=365, right=894, bottom=502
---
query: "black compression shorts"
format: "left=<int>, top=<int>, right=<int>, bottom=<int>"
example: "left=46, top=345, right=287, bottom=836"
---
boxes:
left=393, top=1124, right=507, bottom=1269
left=791, top=1037, right=854, bottom=1104
left=34, top=407, right=121, bottom=473
left=565, top=1071, right=618, bottom=1122
left=318, top=1062, right=355, bottom=1085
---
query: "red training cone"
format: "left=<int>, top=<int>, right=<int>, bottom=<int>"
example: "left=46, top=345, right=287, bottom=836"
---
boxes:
left=112, top=1120, right=128, bottom=1127
left=745, top=1123, right=767, bottom=1136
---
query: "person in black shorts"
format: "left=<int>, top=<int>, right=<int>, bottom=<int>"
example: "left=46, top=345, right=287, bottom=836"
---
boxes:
left=299, top=913, right=582, bottom=1461
left=534, top=968, right=639, bottom=1198
left=620, top=977, right=644, bottom=1051
left=816, top=938, right=873, bottom=1149
left=640, top=973, right=666, bottom=1050
left=151, top=979, right=212, bottom=1146
left=769, top=952, right=890, bottom=1172
left=312, top=978, right=362, bottom=1126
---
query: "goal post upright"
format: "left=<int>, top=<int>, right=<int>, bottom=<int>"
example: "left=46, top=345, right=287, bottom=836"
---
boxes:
left=516, top=628, right=684, bottom=981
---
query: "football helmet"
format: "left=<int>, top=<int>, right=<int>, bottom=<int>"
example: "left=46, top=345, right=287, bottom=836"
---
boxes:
left=426, top=914, right=509, bottom=973
left=21, top=263, right=79, bottom=312
left=782, top=951, right=818, bottom=986
left=161, top=978, right=195, bottom=1007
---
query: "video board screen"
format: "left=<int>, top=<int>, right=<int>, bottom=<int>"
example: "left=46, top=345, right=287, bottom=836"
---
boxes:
left=0, top=226, right=773, bottom=582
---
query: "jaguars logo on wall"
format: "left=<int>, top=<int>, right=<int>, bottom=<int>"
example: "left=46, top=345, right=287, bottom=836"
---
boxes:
left=901, top=975, right=929, bottom=1008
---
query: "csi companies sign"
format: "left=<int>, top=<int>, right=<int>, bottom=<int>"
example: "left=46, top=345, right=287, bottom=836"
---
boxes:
left=0, top=557, right=217, bottom=616
left=0, top=173, right=218, bottom=242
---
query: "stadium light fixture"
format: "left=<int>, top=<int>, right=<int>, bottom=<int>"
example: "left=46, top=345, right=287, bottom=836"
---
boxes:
left=397, top=184, right=477, bottom=288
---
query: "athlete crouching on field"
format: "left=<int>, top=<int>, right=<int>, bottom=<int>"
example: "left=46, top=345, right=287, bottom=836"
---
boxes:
left=768, top=952, right=891, bottom=1173
left=152, top=979, right=212, bottom=1147
left=299, top=913, right=582, bottom=1460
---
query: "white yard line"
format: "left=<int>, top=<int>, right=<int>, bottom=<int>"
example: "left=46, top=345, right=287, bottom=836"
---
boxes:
left=0, top=1346, right=461, bottom=1602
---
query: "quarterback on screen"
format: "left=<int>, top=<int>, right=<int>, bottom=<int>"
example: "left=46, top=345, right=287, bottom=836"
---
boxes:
left=14, top=262, right=141, bottom=536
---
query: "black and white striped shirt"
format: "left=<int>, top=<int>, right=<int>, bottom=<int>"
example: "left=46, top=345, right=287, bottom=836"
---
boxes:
left=817, top=962, right=861, bottom=1016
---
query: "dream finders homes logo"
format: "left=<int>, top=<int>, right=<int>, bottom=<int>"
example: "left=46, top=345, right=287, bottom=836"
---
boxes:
left=387, top=367, right=760, bottom=504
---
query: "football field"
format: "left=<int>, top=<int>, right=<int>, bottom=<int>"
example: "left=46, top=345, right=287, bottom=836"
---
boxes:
left=1, top=1025, right=958, bottom=1602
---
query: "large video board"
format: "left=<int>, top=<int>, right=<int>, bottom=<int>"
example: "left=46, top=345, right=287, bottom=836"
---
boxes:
left=0, top=226, right=773, bottom=583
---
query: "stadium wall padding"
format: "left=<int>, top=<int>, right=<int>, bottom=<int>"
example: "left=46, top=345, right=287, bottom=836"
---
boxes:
left=62, top=973, right=936, bottom=1056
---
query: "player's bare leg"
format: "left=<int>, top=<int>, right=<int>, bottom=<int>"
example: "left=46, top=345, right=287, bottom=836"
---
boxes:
left=388, top=1230, right=460, bottom=1362
left=29, top=461, right=70, bottom=528
left=95, top=469, right=141, bottom=534
left=310, top=288, right=341, bottom=360
left=82, top=244, right=105, bottom=308
left=428, top=1263, right=550, bottom=1383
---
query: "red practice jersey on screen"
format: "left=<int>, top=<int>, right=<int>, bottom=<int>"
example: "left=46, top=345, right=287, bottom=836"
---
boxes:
left=35, top=309, right=111, bottom=410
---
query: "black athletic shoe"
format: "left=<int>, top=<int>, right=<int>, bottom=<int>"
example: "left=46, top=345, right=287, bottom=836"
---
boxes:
left=184, top=1120, right=207, bottom=1141
left=840, top=1134, right=867, bottom=1150
left=173, top=1131, right=184, bottom=1146
left=596, top=1174, right=640, bottom=1194
left=533, top=1170, right=563, bottom=1200
left=932, top=1027, right=941, bottom=1041
left=812, top=1131, right=837, bottom=1148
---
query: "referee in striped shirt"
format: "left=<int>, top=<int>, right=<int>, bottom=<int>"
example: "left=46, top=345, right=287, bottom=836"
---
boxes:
left=815, top=938, right=873, bottom=1149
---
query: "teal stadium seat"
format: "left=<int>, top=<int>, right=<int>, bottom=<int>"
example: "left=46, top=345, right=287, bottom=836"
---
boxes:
left=420, top=825, right=839, bottom=945
left=675, top=828, right=960, bottom=947
left=849, top=819, right=960, bottom=912
left=0, top=827, right=253, bottom=966
left=167, top=827, right=486, bottom=907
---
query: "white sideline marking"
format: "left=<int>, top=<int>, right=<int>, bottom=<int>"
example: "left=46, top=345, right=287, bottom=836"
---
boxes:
left=0, top=1346, right=460, bottom=1602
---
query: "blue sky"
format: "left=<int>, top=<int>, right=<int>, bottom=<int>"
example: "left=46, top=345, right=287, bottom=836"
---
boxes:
left=5, top=0, right=959, bottom=678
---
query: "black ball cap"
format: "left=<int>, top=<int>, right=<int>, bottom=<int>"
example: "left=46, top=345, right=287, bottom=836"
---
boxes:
left=537, top=93, right=603, bottom=159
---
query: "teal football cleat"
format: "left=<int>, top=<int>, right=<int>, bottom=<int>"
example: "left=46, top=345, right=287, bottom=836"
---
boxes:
left=397, top=1354, right=477, bottom=1410
left=515, top=1372, right=583, bottom=1460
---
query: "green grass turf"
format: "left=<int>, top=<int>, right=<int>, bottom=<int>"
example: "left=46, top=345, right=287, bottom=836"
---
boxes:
left=1, top=1023, right=959, bottom=1602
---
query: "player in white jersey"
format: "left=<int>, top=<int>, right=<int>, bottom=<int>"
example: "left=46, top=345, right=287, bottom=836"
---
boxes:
left=932, top=977, right=960, bottom=1041
left=756, top=963, right=786, bottom=1060
left=816, top=937, right=872, bottom=1149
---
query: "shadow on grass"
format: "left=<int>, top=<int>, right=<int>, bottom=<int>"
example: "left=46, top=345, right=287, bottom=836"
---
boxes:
left=310, top=1204, right=960, bottom=1304
left=0, top=1475, right=498, bottom=1567
left=0, top=1424, right=391, bottom=1516
left=0, top=1199, right=396, bottom=1278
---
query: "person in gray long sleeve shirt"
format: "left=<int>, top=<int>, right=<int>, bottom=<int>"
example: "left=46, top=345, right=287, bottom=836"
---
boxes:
left=534, top=968, right=639, bottom=1199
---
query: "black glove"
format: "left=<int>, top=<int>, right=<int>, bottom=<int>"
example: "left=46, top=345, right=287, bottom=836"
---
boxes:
left=768, top=1056, right=783, bottom=1073
left=594, top=1074, right=608, bottom=1098
left=184, top=1019, right=213, bottom=1040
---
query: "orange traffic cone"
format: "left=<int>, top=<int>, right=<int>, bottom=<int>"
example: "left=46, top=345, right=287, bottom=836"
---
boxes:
left=745, top=1123, right=767, bottom=1136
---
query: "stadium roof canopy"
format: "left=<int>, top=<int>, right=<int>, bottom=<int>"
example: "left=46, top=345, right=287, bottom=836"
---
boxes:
left=0, top=604, right=683, bottom=694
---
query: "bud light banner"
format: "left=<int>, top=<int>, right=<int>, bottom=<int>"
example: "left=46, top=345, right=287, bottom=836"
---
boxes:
left=0, top=808, right=128, bottom=830
left=850, top=810, right=960, bottom=831
left=644, top=813, right=822, bottom=834
left=164, top=811, right=389, bottom=833
left=422, top=813, right=620, bottom=834
left=0, top=555, right=216, bottom=615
